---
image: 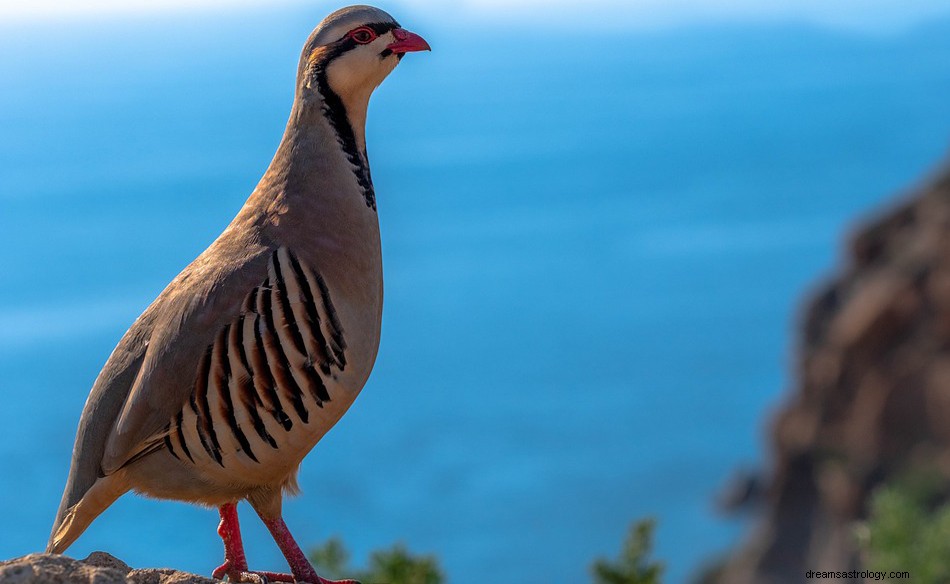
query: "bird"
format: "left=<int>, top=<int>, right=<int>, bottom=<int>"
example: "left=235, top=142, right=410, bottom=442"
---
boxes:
left=46, top=6, right=429, bottom=584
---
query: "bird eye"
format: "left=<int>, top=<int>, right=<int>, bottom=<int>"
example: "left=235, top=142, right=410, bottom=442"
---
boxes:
left=349, top=27, right=376, bottom=44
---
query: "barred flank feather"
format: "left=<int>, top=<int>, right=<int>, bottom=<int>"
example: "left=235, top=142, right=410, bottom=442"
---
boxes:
left=165, top=248, right=346, bottom=469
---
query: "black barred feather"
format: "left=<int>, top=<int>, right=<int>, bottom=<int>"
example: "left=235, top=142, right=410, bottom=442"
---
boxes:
left=164, top=248, right=346, bottom=468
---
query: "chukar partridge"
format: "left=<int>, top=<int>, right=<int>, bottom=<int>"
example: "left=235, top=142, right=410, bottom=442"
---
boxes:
left=46, top=6, right=429, bottom=584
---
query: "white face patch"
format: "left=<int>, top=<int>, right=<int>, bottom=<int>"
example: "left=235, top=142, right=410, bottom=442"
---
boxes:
left=324, top=33, right=400, bottom=103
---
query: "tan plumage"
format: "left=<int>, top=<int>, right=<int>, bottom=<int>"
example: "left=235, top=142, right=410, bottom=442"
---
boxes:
left=47, top=6, right=429, bottom=583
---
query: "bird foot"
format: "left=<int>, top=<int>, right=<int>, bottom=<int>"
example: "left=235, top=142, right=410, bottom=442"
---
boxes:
left=213, top=565, right=357, bottom=584
left=278, top=572, right=360, bottom=584
left=212, top=504, right=358, bottom=584
left=213, top=559, right=294, bottom=583
left=213, top=568, right=270, bottom=583
left=286, top=572, right=360, bottom=584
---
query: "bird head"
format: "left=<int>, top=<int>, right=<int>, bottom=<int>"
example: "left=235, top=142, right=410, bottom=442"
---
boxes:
left=298, top=5, right=430, bottom=108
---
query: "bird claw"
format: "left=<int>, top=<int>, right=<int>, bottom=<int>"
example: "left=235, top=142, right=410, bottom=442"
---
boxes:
left=221, top=573, right=267, bottom=584
left=213, top=568, right=287, bottom=584
left=237, top=574, right=269, bottom=584
left=212, top=563, right=359, bottom=584
left=233, top=573, right=359, bottom=584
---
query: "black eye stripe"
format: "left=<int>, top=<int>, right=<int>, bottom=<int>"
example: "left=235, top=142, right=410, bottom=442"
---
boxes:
left=369, top=21, right=399, bottom=35
left=309, top=21, right=401, bottom=67
left=340, top=21, right=398, bottom=44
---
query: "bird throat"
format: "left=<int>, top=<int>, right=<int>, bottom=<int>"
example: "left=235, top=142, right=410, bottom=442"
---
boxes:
left=311, top=63, right=377, bottom=211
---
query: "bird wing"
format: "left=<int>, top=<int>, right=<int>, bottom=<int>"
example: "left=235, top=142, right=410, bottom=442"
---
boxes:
left=50, top=306, right=156, bottom=540
left=100, top=240, right=273, bottom=475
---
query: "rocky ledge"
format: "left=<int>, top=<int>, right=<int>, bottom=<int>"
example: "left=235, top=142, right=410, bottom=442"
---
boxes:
left=0, top=553, right=215, bottom=584
left=717, top=158, right=950, bottom=583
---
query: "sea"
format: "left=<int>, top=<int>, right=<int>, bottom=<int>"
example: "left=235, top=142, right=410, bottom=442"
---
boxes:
left=2, top=4, right=950, bottom=583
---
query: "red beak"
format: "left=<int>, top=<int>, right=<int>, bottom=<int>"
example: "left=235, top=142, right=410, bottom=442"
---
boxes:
left=386, top=28, right=431, bottom=54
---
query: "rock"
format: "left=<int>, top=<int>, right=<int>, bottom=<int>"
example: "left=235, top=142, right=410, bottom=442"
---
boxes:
left=0, top=553, right=216, bottom=584
left=715, top=468, right=765, bottom=513
left=715, top=157, right=950, bottom=583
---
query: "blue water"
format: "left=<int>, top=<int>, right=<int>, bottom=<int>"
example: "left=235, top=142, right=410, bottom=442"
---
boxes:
left=2, top=6, right=950, bottom=583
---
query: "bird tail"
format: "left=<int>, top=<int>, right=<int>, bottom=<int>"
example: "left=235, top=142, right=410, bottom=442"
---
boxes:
left=48, top=348, right=145, bottom=554
left=47, top=473, right=128, bottom=554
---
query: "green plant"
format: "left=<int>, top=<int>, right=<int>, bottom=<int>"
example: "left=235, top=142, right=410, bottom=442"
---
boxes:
left=363, top=544, right=443, bottom=584
left=591, top=519, right=664, bottom=584
left=310, top=517, right=664, bottom=584
left=309, top=537, right=350, bottom=579
left=309, top=537, right=444, bottom=584
left=857, top=484, right=950, bottom=583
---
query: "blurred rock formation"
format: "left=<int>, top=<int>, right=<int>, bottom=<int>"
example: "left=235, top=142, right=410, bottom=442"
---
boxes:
left=717, top=159, right=950, bottom=583
left=0, top=553, right=215, bottom=584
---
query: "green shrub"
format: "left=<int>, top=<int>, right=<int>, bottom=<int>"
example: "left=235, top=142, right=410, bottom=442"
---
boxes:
left=310, top=518, right=664, bottom=584
left=591, top=519, right=664, bottom=584
left=309, top=537, right=444, bottom=584
left=857, top=484, right=950, bottom=583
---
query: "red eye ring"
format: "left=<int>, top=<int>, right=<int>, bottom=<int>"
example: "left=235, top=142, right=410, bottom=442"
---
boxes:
left=349, top=27, right=376, bottom=44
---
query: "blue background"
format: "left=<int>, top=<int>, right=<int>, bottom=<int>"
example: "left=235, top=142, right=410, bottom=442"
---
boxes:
left=2, top=3, right=950, bottom=582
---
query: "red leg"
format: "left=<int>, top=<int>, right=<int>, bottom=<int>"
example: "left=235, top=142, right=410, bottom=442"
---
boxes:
left=214, top=503, right=248, bottom=579
left=258, top=514, right=359, bottom=584
left=213, top=503, right=294, bottom=583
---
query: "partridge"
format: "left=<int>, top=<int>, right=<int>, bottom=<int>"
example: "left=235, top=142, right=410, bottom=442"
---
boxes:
left=46, top=6, right=429, bottom=584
